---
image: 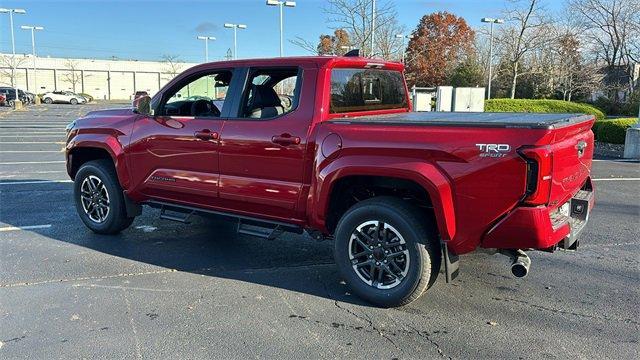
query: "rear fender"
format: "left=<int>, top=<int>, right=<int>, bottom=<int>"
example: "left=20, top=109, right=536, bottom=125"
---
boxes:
left=310, top=155, right=456, bottom=241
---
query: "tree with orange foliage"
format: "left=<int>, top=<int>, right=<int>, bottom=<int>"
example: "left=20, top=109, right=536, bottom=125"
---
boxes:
left=404, top=12, right=475, bottom=88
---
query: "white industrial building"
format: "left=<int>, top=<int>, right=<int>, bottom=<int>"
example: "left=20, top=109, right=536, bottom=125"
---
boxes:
left=0, top=53, right=198, bottom=100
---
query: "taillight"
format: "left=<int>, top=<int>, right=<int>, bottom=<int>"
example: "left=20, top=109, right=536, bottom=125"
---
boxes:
left=518, top=146, right=553, bottom=206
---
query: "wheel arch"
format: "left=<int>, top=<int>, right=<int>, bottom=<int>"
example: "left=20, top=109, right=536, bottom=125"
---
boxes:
left=67, top=139, right=129, bottom=189
left=310, top=156, right=456, bottom=241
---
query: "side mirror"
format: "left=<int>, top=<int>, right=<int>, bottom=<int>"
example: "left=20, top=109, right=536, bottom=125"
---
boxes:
left=132, top=95, right=152, bottom=115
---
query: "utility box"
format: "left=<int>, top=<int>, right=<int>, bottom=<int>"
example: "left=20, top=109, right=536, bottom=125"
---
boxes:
left=453, top=87, right=485, bottom=112
left=436, top=86, right=453, bottom=112
left=413, top=92, right=432, bottom=112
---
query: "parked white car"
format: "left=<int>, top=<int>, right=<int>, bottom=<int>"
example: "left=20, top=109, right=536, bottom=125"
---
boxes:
left=41, top=91, right=86, bottom=105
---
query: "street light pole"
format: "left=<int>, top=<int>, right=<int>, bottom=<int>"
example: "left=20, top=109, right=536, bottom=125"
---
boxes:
left=481, top=17, right=503, bottom=100
left=196, top=36, right=216, bottom=62
left=0, top=8, right=26, bottom=106
left=21, top=25, right=44, bottom=94
left=266, top=1, right=296, bottom=57
left=395, top=34, right=413, bottom=64
left=224, top=23, right=247, bottom=60
left=371, top=0, right=376, bottom=57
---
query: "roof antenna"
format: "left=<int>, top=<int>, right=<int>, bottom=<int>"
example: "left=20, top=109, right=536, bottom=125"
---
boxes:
left=344, top=49, right=360, bottom=57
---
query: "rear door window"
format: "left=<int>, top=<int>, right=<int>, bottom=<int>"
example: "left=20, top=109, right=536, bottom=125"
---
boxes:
left=330, top=68, right=407, bottom=114
left=238, top=67, right=301, bottom=119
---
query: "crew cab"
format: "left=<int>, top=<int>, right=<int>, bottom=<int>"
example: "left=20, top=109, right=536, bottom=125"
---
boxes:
left=65, top=55, right=595, bottom=307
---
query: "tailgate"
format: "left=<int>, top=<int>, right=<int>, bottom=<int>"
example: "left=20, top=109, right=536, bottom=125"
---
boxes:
left=548, top=117, right=595, bottom=208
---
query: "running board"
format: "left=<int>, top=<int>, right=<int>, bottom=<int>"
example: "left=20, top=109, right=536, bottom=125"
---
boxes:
left=159, top=205, right=195, bottom=224
left=237, top=220, right=284, bottom=240
left=147, top=201, right=303, bottom=237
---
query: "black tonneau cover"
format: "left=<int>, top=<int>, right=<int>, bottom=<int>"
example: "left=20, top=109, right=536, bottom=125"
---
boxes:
left=330, top=112, right=594, bottom=129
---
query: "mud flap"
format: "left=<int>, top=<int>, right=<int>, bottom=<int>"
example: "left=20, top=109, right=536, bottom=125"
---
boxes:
left=441, top=242, right=459, bottom=283
left=123, top=191, right=142, bottom=217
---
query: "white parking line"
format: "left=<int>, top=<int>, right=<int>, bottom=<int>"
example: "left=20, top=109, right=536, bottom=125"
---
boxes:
left=0, top=141, right=65, bottom=144
left=592, top=178, right=640, bottom=181
left=593, top=159, right=638, bottom=163
left=0, top=134, right=64, bottom=137
left=0, top=150, right=63, bottom=153
left=0, top=179, right=72, bottom=185
left=0, top=224, right=52, bottom=232
left=0, top=170, right=65, bottom=175
left=0, top=161, right=65, bottom=165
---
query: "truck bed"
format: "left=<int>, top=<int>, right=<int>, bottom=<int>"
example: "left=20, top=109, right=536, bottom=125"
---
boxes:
left=330, top=112, right=594, bottom=129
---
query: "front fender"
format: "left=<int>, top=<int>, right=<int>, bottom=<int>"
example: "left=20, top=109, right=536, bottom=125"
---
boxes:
left=66, top=130, right=130, bottom=189
left=309, top=155, right=456, bottom=241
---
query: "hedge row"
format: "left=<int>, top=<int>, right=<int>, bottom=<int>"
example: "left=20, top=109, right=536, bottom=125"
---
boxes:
left=485, top=99, right=605, bottom=121
left=592, top=118, right=638, bottom=144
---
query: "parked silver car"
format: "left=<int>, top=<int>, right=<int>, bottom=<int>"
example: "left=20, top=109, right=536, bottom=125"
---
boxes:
left=41, top=91, right=86, bottom=105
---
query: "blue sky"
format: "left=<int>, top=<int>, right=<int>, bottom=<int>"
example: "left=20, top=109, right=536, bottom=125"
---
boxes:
left=0, top=0, right=563, bottom=63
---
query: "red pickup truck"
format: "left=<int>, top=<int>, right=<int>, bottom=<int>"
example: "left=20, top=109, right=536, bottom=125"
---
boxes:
left=65, top=55, right=595, bottom=307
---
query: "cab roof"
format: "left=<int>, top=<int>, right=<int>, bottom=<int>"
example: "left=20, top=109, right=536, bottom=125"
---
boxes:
left=186, top=56, right=405, bottom=72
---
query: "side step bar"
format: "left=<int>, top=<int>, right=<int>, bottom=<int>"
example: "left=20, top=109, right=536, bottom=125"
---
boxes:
left=159, top=205, right=195, bottom=224
left=147, top=201, right=303, bottom=240
left=237, top=220, right=285, bottom=240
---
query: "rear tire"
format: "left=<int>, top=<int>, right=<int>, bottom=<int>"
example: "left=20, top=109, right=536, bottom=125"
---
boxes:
left=43, top=97, right=53, bottom=104
left=334, top=196, right=441, bottom=307
left=8, top=100, right=15, bottom=107
left=74, top=159, right=135, bottom=234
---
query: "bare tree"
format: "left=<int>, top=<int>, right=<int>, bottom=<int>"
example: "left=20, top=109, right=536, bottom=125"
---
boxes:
left=0, top=54, right=28, bottom=88
left=290, top=36, right=321, bottom=54
left=61, top=59, right=82, bottom=92
left=161, top=55, right=183, bottom=82
left=496, top=0, right=553, bottom=98
left=292, top=29, right=353, bottom=56
left=554, top=31, right=604, bottom=101
left=568, top=0, right=640, bottom=99
left=323, top=0, right=405, bottom=59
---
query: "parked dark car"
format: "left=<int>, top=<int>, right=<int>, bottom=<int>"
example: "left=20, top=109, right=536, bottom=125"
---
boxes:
left=0, top=87, right=27, bottom=107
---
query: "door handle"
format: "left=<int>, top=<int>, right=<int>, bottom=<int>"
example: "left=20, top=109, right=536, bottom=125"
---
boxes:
left=271, top=133, right=301, bottom=146
left=195, top=129, right=219, bottom=141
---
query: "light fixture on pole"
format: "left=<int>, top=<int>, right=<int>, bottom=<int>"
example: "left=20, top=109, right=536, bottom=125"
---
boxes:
left=266, top=0, right=296, bottom=57
left=21, top=25, right=44, bottom=95
left=196, top=35, right=216, bottom=62
left=394, top=34, right=413, bottom=64
left=0, top=8, right=26, bottom=107
left=481, top=17, right=503, bottom=100
left=223, top=23, right=247, bottom=60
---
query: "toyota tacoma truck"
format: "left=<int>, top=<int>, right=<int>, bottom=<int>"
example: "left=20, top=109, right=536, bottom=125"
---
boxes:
left=65, top=54, right=595, bottom=307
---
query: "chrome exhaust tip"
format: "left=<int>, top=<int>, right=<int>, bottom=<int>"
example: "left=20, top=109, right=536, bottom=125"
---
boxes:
left=500, top=249, right=531, bottom=278
left=511, top=256, right=531, bottom=278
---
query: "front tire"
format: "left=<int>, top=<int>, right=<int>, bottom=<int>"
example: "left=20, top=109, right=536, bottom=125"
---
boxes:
left=70, top=98, right=78, bottom=105
left=334, top=197, right=441, bottom=307
left=74, top=159, right=135, bottom=234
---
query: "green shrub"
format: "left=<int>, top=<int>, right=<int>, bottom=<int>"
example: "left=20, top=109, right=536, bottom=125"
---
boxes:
left=592, top=118, right=638, bottom=144
left=485, top=99, right=605, bottom=121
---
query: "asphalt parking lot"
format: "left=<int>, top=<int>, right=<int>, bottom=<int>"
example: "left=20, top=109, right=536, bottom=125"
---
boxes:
left=0, top=104, right=638, bottom=359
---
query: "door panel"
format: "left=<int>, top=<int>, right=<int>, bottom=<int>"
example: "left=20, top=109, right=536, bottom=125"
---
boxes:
left=218, top=67, right=317, bottom=221
left=127, top=115, right=223, bottom=208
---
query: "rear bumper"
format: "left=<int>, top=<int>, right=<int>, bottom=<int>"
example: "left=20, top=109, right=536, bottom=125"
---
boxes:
left=482, top=178, right=595, bottom=250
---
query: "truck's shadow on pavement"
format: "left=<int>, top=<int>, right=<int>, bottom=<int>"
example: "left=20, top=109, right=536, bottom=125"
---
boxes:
left=4, top=180, right=366, bottom=305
